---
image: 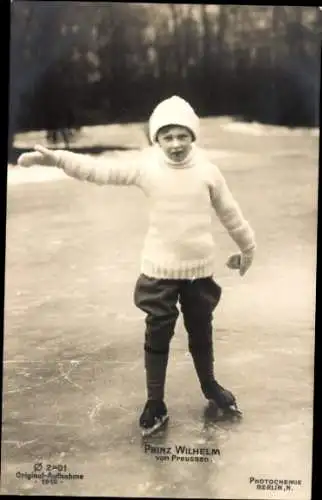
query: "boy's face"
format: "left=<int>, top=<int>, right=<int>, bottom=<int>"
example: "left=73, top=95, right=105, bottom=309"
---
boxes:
left=157, top=125, right=193, bottom=162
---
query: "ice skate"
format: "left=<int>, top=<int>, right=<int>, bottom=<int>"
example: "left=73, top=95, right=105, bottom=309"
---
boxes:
left=206, top=380, right=242, bottom=420
left=139, top=400, right=169, bottom=437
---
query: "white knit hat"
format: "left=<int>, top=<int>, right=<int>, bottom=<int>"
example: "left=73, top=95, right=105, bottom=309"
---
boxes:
left=148, top=95, right=199, bottom=144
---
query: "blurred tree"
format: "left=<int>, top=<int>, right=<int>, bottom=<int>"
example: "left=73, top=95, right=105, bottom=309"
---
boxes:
left=9, top=1, right=89, bottom=151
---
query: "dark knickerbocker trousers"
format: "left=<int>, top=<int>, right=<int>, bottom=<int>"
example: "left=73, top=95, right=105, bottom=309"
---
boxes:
left=134, top=274, right=222, bottom=401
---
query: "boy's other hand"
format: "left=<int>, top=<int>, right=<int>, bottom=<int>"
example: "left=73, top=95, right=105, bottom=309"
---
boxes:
left=226, top=253, right=241, bottom=270
left=226, top=249, right=254, bottom=276
left=17, top=144, right=58, bottom=168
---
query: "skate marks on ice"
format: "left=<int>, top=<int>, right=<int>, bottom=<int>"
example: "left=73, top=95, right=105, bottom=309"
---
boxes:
left=2, top=359, right=246, bottom=499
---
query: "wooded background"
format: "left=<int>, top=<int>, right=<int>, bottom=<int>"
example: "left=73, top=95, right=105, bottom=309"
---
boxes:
left=8, top=3, right=321, bottom=149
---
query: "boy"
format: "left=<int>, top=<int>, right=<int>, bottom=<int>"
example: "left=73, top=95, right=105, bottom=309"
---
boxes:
left=17, top=95, right=256, bottom=436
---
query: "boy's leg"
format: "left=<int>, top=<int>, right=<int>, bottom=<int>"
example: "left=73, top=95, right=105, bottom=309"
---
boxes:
left=179, top=277, right=220, bottom=396
left=179, top=278, right=239, bottom=411
left=134, top=274, right=180, bottom=402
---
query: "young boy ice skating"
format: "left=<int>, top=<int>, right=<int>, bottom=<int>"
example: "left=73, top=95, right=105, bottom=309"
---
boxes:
left=18, top=96, right=256, bottom=436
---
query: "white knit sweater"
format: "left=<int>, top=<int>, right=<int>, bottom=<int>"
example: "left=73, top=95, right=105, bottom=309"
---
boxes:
left=54, top=144, right=256, bottom=279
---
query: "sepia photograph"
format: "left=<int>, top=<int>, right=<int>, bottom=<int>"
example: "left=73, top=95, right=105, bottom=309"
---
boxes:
left=2, top=2, right=320, bottom=498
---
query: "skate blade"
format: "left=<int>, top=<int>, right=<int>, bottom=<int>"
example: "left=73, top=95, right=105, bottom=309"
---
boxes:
left=207, top=401, right=243, bottom=421
left=141, top=415, right=169, bottom=437
left=223, top=405, right=243, bottom=419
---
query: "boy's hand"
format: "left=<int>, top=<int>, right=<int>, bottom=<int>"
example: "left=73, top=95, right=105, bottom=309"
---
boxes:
left=17, top=144, right=59, bottom=168
left=226, top=249, right=254, bottom=276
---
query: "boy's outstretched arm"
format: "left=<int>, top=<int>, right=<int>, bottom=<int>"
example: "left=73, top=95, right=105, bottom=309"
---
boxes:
left=209, top=167, right=256, bottom=276
left=17, top=145, right=142, bottom=187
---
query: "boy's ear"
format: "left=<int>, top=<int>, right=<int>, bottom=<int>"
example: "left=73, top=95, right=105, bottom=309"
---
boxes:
left=186, top=128, right=195, bottom=141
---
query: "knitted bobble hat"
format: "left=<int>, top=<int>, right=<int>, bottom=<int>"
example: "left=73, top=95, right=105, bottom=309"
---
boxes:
left=148, top=95, right=200, bottom=144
